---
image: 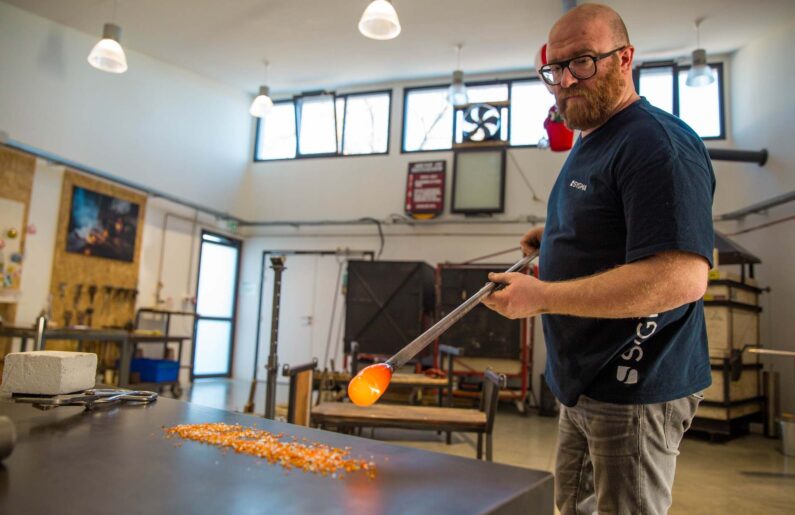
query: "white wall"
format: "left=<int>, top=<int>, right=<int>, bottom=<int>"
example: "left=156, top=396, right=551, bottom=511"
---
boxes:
left=11, top=160, right=242, bottom=384
left=713, top=20, right=795, bottom=414
left=4, top=0, right=792, bottom=414
left=0, top=2, right=252, bottom=216
left=233, top=70, right=566, bottom=400
left=15, top=160, right=63, bottom=325
left=233, top=42, right=795, bottom=416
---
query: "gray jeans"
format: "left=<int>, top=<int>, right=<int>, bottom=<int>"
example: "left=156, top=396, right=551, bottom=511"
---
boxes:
left=555, top=394, right=702, bottom=515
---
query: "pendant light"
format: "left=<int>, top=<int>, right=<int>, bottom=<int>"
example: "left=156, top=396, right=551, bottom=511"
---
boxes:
left=686, top=18, right=715, bottom=88
left=250, top=61, right=274, bottom=118
left=358, top=0, right=401, bottom=40
left=87, top=1, right=128, bottom=74
left=447, top=44, right=469, bottom=107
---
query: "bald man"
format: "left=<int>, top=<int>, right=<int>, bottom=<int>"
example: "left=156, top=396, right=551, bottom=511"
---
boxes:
left=483, top=4, right=714, bottom=514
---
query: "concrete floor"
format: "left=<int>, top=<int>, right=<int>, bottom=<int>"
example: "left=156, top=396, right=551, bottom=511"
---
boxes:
left=173, top=378, right=795, bottom=514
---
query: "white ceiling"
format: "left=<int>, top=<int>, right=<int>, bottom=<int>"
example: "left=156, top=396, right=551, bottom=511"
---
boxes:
left=6, top=0, right=795, bottom=96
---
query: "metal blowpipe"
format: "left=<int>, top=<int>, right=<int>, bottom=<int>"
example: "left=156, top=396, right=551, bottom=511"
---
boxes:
left=384, top=252, right=538, bottom=370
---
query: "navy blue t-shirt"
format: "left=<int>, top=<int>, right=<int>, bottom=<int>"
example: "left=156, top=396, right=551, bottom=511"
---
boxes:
left=539, top=98, right=715, bottom=407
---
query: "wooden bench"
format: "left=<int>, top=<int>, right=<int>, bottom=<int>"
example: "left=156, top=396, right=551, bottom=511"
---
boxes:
left=312, top=369, right=506, bottom=461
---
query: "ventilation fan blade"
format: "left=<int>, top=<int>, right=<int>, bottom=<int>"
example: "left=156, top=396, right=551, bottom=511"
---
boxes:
left=482, top=113, right=500, bottom=125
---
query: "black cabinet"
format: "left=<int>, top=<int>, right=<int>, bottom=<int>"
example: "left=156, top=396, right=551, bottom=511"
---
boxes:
left=344, top=260, right=435, bottom=357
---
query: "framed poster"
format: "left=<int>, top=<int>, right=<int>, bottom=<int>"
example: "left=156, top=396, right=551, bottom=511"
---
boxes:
left=66, top=186, right=140, bottom=262
left=405, top=160, right=445, bottom=219
left=451, top=149, right=506, bottom=214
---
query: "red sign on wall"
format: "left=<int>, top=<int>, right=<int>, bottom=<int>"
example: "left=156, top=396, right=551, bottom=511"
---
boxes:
left=405, top=161, right=445, bottom=219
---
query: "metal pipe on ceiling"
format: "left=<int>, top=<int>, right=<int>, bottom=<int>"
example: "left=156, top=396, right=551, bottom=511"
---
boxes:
left=3, top=139, right=243, bottom=223
left=238, top=215, right=546, bottom=228
left=717, top=190, right=795, bottom=221
left=2, top=140, right=546, bottom=230
left=708, top=148, right=768, bottom=166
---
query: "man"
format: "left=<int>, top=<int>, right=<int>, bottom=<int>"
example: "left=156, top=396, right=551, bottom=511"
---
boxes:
left=482, top=4, right=715, bottom=514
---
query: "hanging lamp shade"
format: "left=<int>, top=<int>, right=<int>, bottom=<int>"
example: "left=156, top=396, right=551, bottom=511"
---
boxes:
left=358, top=0, right=401, bottom=40
left=249, top=86, right=274, bottom=118
left=87, top=23, right=128, bottom=74
left=447, top=70, right=468, bottom=107
left=686, top=49, right=715, bottom=87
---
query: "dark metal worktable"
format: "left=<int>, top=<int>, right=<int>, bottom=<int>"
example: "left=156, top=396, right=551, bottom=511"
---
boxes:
left=0, top=326, right=190, bottom=387
left=0, top=395, right=553, bottom=515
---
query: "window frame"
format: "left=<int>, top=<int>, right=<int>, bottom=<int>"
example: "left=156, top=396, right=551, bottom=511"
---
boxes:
left=339, top=89, right=393, bottom=157
left=401, top=76, right=550, bottom=154
left=294, top=91, right=340, bottom=159
left=252, top=98, right=297, bottom=162
left=253, top=88, right=393, bottom=162
left=633, top=61, right=725, bottom=140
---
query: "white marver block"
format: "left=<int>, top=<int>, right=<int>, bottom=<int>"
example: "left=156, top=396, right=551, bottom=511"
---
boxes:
left=1, top=351, right=97, bottom=395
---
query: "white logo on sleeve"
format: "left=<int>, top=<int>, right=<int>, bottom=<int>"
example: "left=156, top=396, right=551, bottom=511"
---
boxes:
left=569, top=180, right=588, bottom=191
left=615, top=314, right=659, bottom=385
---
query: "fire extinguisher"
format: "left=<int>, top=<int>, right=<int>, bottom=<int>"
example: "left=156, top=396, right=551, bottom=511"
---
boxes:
left=544, top=105, right=574, bottom=152
left=536, top=43, right=575, bottom=152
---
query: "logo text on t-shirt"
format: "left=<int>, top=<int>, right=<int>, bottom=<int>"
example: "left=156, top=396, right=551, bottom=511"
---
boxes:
left=569, top=180, right=588, bottom=191
left=616, top=314, right=659, bottom=385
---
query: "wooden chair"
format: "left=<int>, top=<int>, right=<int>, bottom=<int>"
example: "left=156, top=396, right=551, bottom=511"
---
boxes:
left=312, top=368, right=506, bottom=461
left=281, top=359, right=317, bottom=426
left=438, top=344, right=464, bottom=443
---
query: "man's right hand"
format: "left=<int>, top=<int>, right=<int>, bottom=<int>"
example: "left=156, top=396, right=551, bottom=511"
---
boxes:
left=520, top=226, right=544, bottom=255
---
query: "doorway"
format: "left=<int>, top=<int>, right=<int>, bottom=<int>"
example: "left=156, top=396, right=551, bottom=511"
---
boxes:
left=192, top=231, right=242, bottom=378
left=252, top=250, right=374, bottom=384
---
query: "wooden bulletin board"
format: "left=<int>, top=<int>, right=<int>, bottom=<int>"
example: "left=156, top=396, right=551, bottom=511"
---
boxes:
left=0, top=147, right=35, bottom=364
left=0, top=198, right=26, bottom=291
left=48, top=170, right=147, bottom=353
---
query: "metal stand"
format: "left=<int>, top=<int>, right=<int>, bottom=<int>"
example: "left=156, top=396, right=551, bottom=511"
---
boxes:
left=34, top=315, right=47, bottom=351
left=264, top=256, right=286, bottom=420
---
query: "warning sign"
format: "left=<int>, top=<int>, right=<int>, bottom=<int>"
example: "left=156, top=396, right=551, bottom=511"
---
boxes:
left=405, top=161, right=445, bottom=219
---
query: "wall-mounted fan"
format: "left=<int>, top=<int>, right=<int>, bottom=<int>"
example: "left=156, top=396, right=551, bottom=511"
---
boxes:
left=461, top=103, right=501, bottom=143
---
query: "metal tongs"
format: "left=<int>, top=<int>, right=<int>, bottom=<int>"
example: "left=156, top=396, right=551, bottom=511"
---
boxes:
left=14, top=388, right=158, bottom=411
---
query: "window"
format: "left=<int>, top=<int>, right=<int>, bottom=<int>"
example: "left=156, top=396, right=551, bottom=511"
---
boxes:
left=341, top=92, right=391, bottom=155
left=678, top=67, right=722, bottom=138
left=635, top=62, right=725, bottom=139
left=637, top=66, right=674, bottom=114
left=402, top=86, right=454, bottom=151
left=254, top=90, right=392, bottom=161
left=254, top=101, right=296, bottom=160
left=402, top=78, right=556, bottom=152
left=510, top=81, right=556, bottom=146
left=296, top=92, right=338, bottom=156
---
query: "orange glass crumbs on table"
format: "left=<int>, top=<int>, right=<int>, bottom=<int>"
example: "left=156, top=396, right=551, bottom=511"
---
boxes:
left=164, top=423, right=376, bottom=479
left=347, top=363, right=393, bottom=407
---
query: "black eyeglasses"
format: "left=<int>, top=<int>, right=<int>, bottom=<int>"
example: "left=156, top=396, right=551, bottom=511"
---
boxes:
left=538, top=46, right=626, bottom=86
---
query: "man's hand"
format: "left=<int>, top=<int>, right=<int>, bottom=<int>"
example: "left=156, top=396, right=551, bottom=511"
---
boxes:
left=520, top=226, right=544, bottom=255
left=481, top=272, right=548, bottom=319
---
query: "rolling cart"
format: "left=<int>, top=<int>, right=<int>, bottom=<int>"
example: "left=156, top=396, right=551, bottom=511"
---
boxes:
left=132, top=308, right=196, bottom=396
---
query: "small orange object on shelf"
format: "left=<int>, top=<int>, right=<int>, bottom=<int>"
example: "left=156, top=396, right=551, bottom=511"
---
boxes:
left=347, top=363, right=393, bottom=407
left=164, top=423, right=376, bottom=479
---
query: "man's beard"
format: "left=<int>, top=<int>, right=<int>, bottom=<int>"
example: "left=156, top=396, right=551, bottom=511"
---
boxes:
left=555, top=58, right=624, bottom=131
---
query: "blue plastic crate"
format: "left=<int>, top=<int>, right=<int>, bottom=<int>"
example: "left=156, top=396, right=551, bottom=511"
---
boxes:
left=130, top=358, right=179, bottom=383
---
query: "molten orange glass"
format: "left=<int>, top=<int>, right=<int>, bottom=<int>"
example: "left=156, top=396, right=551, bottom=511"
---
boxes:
left=347, top=363, right=393, bottom=407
